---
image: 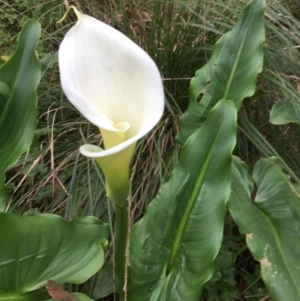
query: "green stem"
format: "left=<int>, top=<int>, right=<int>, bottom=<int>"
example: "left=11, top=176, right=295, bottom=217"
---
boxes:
left=115, top=203, right=128, bottom=301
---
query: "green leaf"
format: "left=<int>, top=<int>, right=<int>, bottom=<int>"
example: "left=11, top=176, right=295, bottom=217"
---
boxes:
left=0, top=81, right=10, bottom=99
left=0, top=290, right=51, bottom=301
left=8, top=291, right=96, bottom=301
left=0, top=20, right=41, bottom=211
left=6, top=291, right=95, bottom=301
left=0, top=213, right=110, bottom=300
left=92, top=263, right=116, bottom=299
left=129, top=100, right=237, bottom=301
left=71, top=293, right=95, bottom=301
left=270, top=98, right=300, bottom=125
left=268, top=73, right=300, bottom=126
left=176, top=0, right=265, bottom=144
left=228, top=156, right=300, bottom=301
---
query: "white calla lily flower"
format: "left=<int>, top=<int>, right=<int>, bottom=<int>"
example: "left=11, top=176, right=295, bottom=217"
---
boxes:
left=58, top=7, right=164, bottom=206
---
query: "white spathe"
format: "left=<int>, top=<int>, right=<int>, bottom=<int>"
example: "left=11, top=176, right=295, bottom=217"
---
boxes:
left=59, top=8, right=165, bottom=158
left=58, top=8, right=164, bottom=205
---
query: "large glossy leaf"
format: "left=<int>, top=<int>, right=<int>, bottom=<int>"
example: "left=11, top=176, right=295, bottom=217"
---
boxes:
left=0, top=20, right=41, bottom=211
left=176, top=0, right=265, bottom=144
left=128, top=100, right=237, bottom=301
left=228, top=156, right=300, bottom=301
left=0, top=213, right=110, bottom=300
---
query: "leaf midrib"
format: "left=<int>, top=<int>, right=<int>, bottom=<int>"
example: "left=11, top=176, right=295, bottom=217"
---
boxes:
left=167, top=132, right=220, bottom=273
left=222, top=31, right=247, bottom=101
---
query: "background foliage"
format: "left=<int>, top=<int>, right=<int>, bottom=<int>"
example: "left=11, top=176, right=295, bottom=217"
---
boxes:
left=1, top=0, right=300, bottom=300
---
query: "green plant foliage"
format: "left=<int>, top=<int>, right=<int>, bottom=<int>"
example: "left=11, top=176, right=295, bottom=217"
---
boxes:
left=270, top=97, right=300, bottom=125
left=5, top=290, right=50, bottom=301
left=0, top=213, right=110, bottom=301
left=237, top=112, right=300, bottom=182
left=128, top=100, right=237, bottom=301
left=228, top=156, right=300, bottom=301
left=0, top=81, right=10, bottom=99
left=176, top=0, right=265, bottom=144
left=71, top=293, right=95, bottom=301
left=3, top=290, right=96, bottom=301
left=0, top=20, right=41, bottom=211
left=203, top=245, right=238, bottom=301
left=92, top=263, right=115, bottom=299
left=3, top=291, right=96, bottom=301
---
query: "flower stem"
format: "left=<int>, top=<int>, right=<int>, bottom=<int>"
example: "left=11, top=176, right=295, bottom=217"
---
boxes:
left=115, top=203, right=128, bottom=301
